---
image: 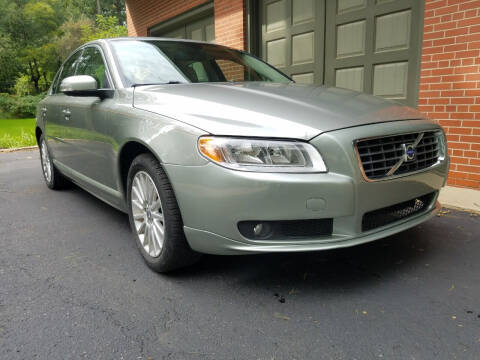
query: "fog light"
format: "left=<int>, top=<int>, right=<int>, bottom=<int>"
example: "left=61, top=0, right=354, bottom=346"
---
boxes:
left=253, top=222, right=272, bottom=239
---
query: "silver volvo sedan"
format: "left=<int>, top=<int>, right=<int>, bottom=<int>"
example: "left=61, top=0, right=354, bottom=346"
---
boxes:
left=36, top=38, right=449, bottom=272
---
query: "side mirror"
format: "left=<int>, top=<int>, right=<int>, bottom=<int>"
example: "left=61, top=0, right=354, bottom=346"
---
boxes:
left=60, top=75, right=113, bottom=99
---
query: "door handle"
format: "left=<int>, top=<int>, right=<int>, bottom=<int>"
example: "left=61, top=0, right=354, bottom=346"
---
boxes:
left=62, top=108, right=71, bottom=121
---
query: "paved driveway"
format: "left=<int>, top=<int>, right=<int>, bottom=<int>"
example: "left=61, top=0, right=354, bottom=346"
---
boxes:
left=1, top=150, right=479, bottom=360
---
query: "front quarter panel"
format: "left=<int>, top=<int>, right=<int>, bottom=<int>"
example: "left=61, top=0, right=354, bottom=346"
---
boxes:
left=110, top=90, right=208, bottom=167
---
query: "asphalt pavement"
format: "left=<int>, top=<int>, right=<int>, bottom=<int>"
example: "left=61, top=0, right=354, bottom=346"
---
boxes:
left=1, top=150, right=479, bottom=360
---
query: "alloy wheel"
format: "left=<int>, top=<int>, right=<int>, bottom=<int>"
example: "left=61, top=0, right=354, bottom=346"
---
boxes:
left=131, top=171, right=165, bottom=258
left=41, top=140, right=52, bottom=183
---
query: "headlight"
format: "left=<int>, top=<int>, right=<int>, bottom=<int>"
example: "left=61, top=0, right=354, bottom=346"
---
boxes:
left=198, top=136, right=327, bottom=173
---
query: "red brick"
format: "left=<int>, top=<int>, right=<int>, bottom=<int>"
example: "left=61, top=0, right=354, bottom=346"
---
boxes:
left=430, top=83, right=452, bottom=90
left=467, top=172, right=480, bottom=180
left=457, top=165, right=480, bottom=173
left=455, top=178, right=479, bottom=187
left=463, top=120, right=480, bottom=127
left=466, top=89, right=480, bottom=96
left=460, top=135, right=480, bottom=143
left=449, top=141, right=471, bottom=149
left=450, top=156, right=470, bottom=163
left=453, top=82, right=477, bottom=89
left=451, top=97, right=475, bottom=104
left=436, top=5, right=458, bottom=16
left=426, top=0, right=447, bottom=10
left=442, top=75, right=465, bottom=83
left=446, top=27, right=469, bottom=37
left=458, top=18, right=480, bottom=27
left=455, top=50, right=480, bottom=58
left=459, top=0, right=480, bottom=11
left=456, top=113, right=475, bottom=119
left=450, top=127, right=473, bottom=134
left=440, top=119, right=462, bottom=127
left=466, top=73, right=480, bottom=81
left=435, top=21, right=458, bottom=31
left=441, top=90, right=464, bottom=97
left=469, top=41, right=480, bottom=49
left=445, top=43, right=468, bottom=52
left=454, top=65, right=480, bottom=74
left=432, top=52, right=455, bottom=60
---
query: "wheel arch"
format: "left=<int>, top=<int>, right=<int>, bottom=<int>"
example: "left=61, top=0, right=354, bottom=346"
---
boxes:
left=35, top=126, right=43, bottom=145
left=117, top=139, right=163, bottom=199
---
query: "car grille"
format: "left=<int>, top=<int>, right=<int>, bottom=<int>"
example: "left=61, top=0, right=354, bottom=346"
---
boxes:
left=356, top=131, right=441, bottom=180
left=362, top=192, right=436, bottom=232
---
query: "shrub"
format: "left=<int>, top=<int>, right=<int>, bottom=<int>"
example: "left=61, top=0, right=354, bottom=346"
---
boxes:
left=0, top=94, right=44, bottom=118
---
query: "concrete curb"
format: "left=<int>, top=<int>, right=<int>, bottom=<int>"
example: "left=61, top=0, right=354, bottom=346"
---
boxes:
left=0, top=146, right=38, bottom=153
left=439, top=186, right=480, bottom=213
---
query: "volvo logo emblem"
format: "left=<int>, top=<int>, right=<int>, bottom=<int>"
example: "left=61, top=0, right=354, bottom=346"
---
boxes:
left=386, top=132, right=424, bottom=176
left=403, top=144, right=416, bottom=162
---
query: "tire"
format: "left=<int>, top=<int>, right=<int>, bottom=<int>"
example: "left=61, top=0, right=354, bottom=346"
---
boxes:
left=39, top=134, right=69, bottom=190
left=126, top=153, right=201, bottom=273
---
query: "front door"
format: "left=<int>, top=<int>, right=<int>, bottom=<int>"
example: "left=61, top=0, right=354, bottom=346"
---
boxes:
left=61, top=45, right=117, bottom=189
left=44, top=49, right=82, bottom=166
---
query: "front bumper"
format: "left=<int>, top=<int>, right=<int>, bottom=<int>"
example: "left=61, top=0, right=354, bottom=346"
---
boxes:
left=164, top=120, right=449, bottom=255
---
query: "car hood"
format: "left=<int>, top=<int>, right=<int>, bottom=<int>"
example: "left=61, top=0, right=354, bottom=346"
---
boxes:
left=133, top=82, right=425, bottom=140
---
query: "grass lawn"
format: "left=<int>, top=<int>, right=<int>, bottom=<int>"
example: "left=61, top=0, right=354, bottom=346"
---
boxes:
left=0, top=118, right=36, bottom=149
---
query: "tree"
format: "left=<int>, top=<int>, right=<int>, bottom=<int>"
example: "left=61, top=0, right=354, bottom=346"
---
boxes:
left=0, top=0, right=126, bottom=94
left=0, top=0, right=64, bottom=92
left=81, top=15, right=127, bottom=43
left=0, top=36, right=22, bottom=93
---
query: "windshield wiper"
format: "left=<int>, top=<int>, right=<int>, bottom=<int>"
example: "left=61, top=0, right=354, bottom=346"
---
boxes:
left=131, top=81, right=184, bottom=88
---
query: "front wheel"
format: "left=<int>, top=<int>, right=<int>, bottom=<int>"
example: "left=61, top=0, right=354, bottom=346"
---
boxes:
left=126, top=154, right=201, bottom=273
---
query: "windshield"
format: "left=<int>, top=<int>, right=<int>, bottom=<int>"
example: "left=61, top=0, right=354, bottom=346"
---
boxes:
left=110, top=40, right=292, bottom=86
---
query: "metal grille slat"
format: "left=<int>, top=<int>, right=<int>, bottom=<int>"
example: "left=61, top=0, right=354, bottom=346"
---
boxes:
left=356, top=131, right=440, bottom=180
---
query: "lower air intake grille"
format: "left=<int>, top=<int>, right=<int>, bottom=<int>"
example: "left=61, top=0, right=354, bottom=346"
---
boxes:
left=362, top=192, right=436, bottom=232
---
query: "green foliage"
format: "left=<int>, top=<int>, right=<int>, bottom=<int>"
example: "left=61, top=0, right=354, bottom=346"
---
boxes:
left=56, top=16, right=94, bottom=61
left=0, top=0, right=126, bottom=95
left=14, top=75, right=35, bottom=96
left=0, top=40, right=22, bottom=93
left=81, top=15, right=127, bottom=43
left=0, top=93, right=43, bottom=118
left=0, top=118, right=36, bottom=148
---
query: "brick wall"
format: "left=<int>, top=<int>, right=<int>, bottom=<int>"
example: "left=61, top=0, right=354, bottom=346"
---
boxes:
left=419, top=0, right=480, bottom=189
left=213, top=0, right=246, bottom=50
left=125, top=0, right=246, bottom=50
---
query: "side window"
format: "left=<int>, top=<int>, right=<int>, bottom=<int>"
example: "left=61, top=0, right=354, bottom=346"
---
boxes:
left=76, top=47, right=112, bottom=89
left=54, top=51, right=81, bottom=94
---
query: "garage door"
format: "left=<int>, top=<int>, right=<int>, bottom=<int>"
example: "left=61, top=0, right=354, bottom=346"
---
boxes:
left=259, top=0, right=423, bottom=105
left=325, top=0, right=422, bottom=105
left=151, top=15, right=215, bottom=43
left=259, top=0, right=325, bottom=85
